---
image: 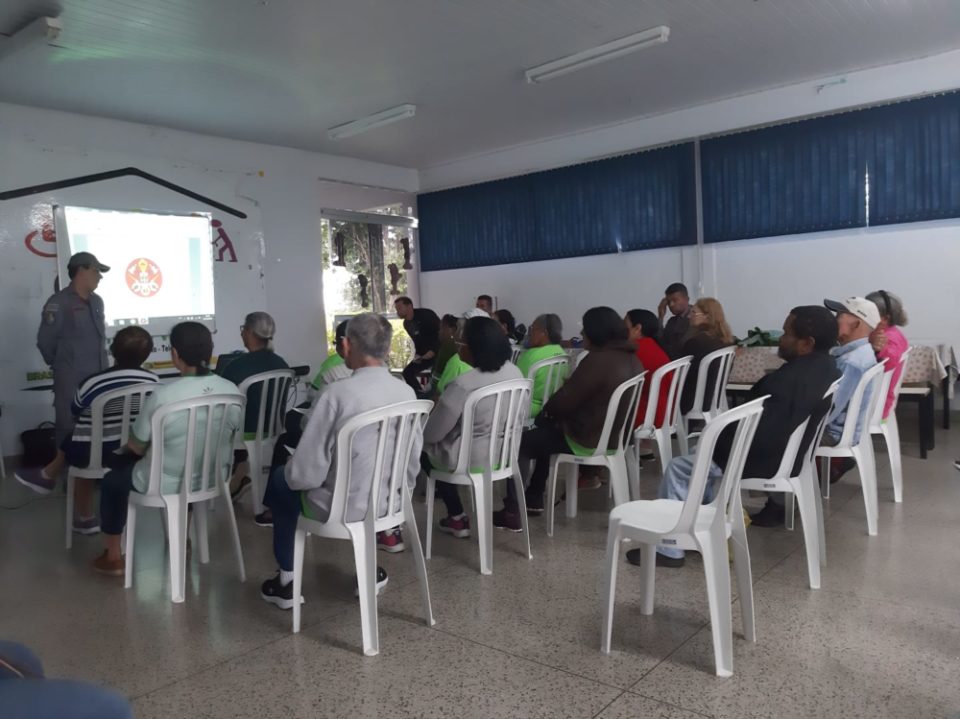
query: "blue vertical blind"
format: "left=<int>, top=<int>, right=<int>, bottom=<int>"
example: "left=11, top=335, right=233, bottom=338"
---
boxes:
left=863, top=92, right=960, bottom=226
left=418, top=143, right=696, bottom=271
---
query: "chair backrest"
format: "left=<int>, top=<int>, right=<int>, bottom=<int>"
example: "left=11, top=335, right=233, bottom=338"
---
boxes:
left=85, top=383, right=157, bottom=472
left=672, top=396, right=767, bottom=535
left=238, top=369, right=297, bottom=442
left=802, top=379, right=841, bottom=471
left=689, top=345, right=737, bottom=421
left=870, top=346, right=912, bottom=427
left=639, top=355, right=693, bottom=431
left=450, top=378, right=532, bottom=478
left=326, top=400, right=433, bottom=528
left=525, top=355, right=569, bottom=415
left=836, top=359, right=887, bottom=447
left=144, top=393, right=246, bottom=498
left=510, top=346, right=523, bottom=364
left=589, top=372, right=646, bottom=457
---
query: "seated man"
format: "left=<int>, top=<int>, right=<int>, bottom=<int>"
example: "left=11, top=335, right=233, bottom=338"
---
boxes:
left=92, top=322, right=243, bottom=576
left=307, top=320, right=353, bottom=406
left=626, top=306, right=842, bottom=567
left=15, top=326, right=158, bottom=535
left=475, top=294, right=494, bottom=315
left=394, top=296, right=440, bottom=396
left=494, top=307, right=643, bottom=530
left=515, top=313, right=567, bottom=420
left=259, top=313, right=419, bottom=609
left=820, top=297, right=880, bottom=482
left=658, top=282, right=693, bottom=359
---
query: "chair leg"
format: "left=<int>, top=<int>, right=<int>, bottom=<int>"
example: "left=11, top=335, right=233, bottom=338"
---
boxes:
left=65, top=471, right=76, bottom=550
left=546, top=457, right=561, bottom=537
left=349, top=527, right=380, bottom=657
left=656, top=428, right=673, bottom=474
left=565, top=463, right=578, bottom=519
left=609, top=455, right=630, bottom=507
left=194, top=502, right=211, bottom=565
left=820, top=456, right=830, bottom=499
left=676, top=419, right=689, bottom=456
left=221, top=482, right=246, bottom=582
left=883, top=418, right=903, bottom=503
left=402, top=493, right=435, bottom=627
left=728, top=506, right=755, bottom=642
left=424, top=475, right=436, bottom=559
left=166, top=497, right=189, bottom=603
left=600, top=522, right=621, bottom=654
left=793, top=478, right=821, bottom=589
left=699, top=530, right=734, bottom=677
left=626, top=444, right=640, bottom=502
left=124, top=504, right=137, bottom=589
left=249, top=446, right=264, bottom=516
left=639, top=543, right=657, bottom=615
left=292, top=527, right=306, bottom=633
left=474, top=477, right=493, bottom=575
left=784, top=492, right=795, bottom=531
left=513, top=471, right=533, bottom=560
left=853, top=444, right=879, bottom=537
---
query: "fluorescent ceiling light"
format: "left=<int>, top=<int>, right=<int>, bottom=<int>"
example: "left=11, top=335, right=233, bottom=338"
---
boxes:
left=327, top=104, right=417, bottom=141
left=0, top=16, right=62, bottom=63
left=525, top=25, right=669, bottom=84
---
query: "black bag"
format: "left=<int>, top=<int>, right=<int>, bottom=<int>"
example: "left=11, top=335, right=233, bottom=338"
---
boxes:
left=20, top=422, right=57, bottom=467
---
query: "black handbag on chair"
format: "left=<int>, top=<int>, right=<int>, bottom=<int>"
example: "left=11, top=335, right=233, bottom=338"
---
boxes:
left=19, top=422, right=57, bottom=467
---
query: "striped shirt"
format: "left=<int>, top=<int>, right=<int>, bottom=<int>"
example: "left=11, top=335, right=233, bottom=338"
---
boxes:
left=71, top=368, right=160, bottom=443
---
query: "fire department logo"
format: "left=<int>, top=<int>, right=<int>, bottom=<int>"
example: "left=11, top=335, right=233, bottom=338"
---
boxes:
left=125, top=257, right=163, bottom=298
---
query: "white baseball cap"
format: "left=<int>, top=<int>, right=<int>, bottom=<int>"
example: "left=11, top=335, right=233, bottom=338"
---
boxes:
left=823, top=297, right=880, bottom=329
left=463, top=308, right=490, bottom=319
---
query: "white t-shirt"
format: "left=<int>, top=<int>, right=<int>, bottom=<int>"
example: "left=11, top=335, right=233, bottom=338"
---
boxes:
left=131, top=374, right=243, bottom=494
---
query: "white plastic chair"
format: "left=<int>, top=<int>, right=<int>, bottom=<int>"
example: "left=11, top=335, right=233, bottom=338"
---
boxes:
left=868, top=347, right=912, bottom=503
left=546, top=372, right=645, bottom=537
left=237, top=369, right=296, bottom=515
left=816, top=360, right=887, bottom=536
left=626, top=355, right=693, bottom=496
left=524, top=354, right=568, bottom=424
left=510, top=346, right=523, bottom=364
left=678, top=345, right=737, bottom=449
left=601, top=396, right=767, bottom=677
left=66, top=383, right=156, bottom=549
left=740, top=380, right=839, bottom=589
left=124, top=393, right=247, bottom=603
left=425, top=379, right=533, bottom=575
left=292, top=400, right=435, bottom=656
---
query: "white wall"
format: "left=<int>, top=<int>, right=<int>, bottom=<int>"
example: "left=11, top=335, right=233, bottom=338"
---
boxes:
left=0, top=102, right=417, bottom=457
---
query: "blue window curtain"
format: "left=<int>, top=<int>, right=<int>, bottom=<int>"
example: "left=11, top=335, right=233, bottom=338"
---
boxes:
left=701, top=113, right=867, bottom=243
left=863, top=92, right=960, bottom=226
left=417, top=143, right=695, bottom=271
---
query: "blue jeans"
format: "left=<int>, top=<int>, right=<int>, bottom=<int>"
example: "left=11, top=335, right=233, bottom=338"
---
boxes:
left=263, top=466, right=304, bottom=572
left=656, top=455, right=723, bottom=559
left=0, top=641, right=132, bottom=719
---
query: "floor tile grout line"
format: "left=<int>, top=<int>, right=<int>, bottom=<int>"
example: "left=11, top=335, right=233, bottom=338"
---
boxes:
left=590, top=689, right=628, bottom=718
left=627, top=691, right=716, bottom=718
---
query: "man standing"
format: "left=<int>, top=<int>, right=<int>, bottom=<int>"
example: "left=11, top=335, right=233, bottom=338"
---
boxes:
left=394, top=296, right=440, bottom=395
left=475, top=295, right=494, bottom=315
left=33, top=252, right=110, bottom=483
left=657, top=282, right=692, bottom=359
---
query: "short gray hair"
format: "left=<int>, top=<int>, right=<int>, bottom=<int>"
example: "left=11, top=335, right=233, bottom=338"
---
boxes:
left=533, top=313, right=563, bottom=344
left=347, top=313, right=393, bottom=362
left=865, top=290, right=908, bottom=327
left=244, top=311, right=276, bottom=350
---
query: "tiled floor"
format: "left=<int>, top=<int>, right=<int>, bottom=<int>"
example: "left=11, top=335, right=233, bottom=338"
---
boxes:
left=2, top=415, right=959, bottom=719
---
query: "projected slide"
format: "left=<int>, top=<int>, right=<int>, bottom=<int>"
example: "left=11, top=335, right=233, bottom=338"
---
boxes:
left=55, top=206, right=216, bottom=336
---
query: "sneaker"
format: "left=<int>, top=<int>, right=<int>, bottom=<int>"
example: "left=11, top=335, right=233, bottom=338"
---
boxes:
left=492, top=508, right=523, bottom=533
left=953, top=459, right=960, bottom=471
left=748, top=500, right=786, bottom=528
left=639, top=450, right=656, bottom=461
left=230, top=476, right=252, bottom=501
left=92, top=550, right=124, bottom=576
left=625, top=548, right=685, bottom=568
left=376, top=528, right=406, bottom=553
left=525, top=494, right=544, bottom=515
left=14, top=467, right=57, bottom=495
left=254, top=510, right=273, bottom=528
left=578, top=476, right=602, bottom=490
left=438, top=514, right=471, bottom=538
left=261, top=573, right=304, bottom=610
left=354, top=566, right=389, bottom=597
left=829, top=457, right=856, bottom=484
left=72, top=517, right=101, bottom=535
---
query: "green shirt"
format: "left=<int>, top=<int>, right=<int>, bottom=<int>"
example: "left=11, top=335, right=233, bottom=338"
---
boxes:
left=432, top=338, right=458, bottom=384
left=436, top=355, right=472, bottom=395
left=516, top=344, right=567, bottom=418
left=311, top=353, right=348, bottom=390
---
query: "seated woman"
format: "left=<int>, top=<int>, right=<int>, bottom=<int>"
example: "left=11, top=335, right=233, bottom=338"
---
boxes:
left=493, top=307, right=642, bottom=530
left=93, top=322, right=243, bottom=576
left=14, top=326, right=158, bottom=535
left=866, top=290, right=909, bottom=420
left=515, top=313, right=567, bottom=419
left=625, top=309, right=671, bottom=458
left=433, top=310, right=488, bottom=399
left=219, top=312, right=289, bottom=499
left=678, top=297, right=734, bottom=417
left=430, top=314, right=460, bottom=390
left=422, top=316, right=522, bottom=539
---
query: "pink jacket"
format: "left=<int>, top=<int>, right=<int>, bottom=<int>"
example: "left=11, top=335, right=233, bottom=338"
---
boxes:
left=876, top=325, right=908, bottom=419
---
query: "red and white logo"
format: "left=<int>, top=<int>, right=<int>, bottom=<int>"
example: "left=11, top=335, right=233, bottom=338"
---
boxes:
left=125, top=257, right=163, bottom=298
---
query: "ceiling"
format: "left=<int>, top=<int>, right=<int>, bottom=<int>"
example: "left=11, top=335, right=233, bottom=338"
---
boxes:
left=1, top=0, right=958, bottom=170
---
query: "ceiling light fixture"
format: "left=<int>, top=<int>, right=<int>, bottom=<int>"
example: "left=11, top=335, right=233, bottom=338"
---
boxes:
left=525, top=25, right=670, bottom=84
left=0, top=16, right=62, bottom=62
left=327, top=104, right=417, bottom=141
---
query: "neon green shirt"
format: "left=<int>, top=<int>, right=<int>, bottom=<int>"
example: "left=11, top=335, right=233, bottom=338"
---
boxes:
left=436, top=355, right=472, bottom=395
left=311, top=353, right=348, bottom=390
left=516, top=344, right=567, bottom=418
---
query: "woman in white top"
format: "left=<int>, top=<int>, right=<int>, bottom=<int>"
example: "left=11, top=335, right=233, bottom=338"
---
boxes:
left=422, top=316, right=521, bottom=539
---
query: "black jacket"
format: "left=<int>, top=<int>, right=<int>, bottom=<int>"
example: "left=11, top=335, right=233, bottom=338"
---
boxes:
left=713, top=351, right=841, bottom=478
left=679, top=332, right=729, bottom=415
left=404, top=308, right=440, bottom=357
